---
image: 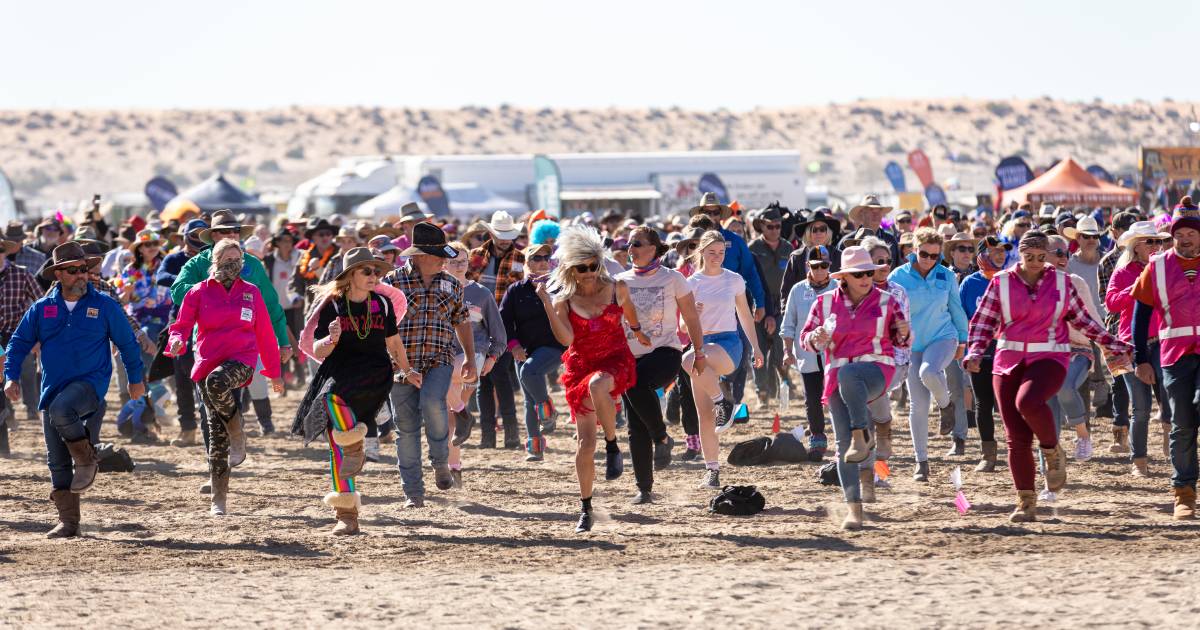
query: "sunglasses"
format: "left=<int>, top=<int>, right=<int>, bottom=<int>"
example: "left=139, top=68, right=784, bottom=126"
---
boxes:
left=573, top=262, right=599, bottom=273
left=846, top=271, right=872, bottom=279
left=1078, top=233, right=1100, bottom=240
left=1143, top=238, right=1167, bottom=246
left=701, top=209, right=724, bottom=217
left=630, top=240, right=650, bottom=248
left=808, top=261, right=830, bottom=270
left=762, top=223, right=782, bottom=231
left=1015, top=222, right=1032, bottom=229
left=897, top=218, right=913, bottom=224
left=212, top=228, right=240, bottom=236
left=917, top=250, right=940, bottom=260
left=873, top=258, right=890, bottom=266
left=1052, top=248, right=1068, bottom=257
left=357, top=267, right=381, bottom=277
left=59, top=265, right=89, bottom=276
left=809, top=225, right=829, bottom=233
left=313, top=231, right=334, bottom=238
left=953, top=246, right=972, bottom=253
left=530, top=254, right=552, bottom=262
left=684, top=243, right=698, bottom=252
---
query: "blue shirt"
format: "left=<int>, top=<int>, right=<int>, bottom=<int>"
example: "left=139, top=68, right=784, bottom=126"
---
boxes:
left=888, top=254, right=969, bottom=352
left=959, top=271, right=991, bottom=320
left=720, top=228, right=766, bottom=311
left=4, top=284, right=144, bottom=409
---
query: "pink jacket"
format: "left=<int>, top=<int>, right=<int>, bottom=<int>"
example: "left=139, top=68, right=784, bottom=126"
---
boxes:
left=800, top=286, right=909, bottom=404
left=168, top=278, right=281, bottom=382
left=299, top=283, right=408, bottom=363
left=1104, top=260, right=1162, bottom=344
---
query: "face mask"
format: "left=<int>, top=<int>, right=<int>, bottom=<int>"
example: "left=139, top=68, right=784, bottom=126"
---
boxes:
left=214, top=258, right=243, bottom=282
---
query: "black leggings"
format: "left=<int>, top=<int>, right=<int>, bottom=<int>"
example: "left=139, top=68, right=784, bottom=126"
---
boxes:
left=675, top=367, right=698, bottom=437
left=970, top=352, right=998, bottom=443
left=800, top=365, right=826, bottom=437
left=479, top=351, right=518, bottom=430
left=623, top=347, right=683, bottom=492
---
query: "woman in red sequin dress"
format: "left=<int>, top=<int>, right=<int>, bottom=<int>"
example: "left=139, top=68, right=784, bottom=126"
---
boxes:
left=541, top=226, right=649, bottom=533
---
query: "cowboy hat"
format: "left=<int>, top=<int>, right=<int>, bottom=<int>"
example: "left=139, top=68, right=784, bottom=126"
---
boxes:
left=840, top=227, right=877, bottom=248
left=1062, top=215, right=1103, bottom=240
left=673, top=226, right=707, bottom=253
left=792, top=209, right=840, bottom=241
left=945, top=232, right=978, bottom=247
left=34, top=218, right=63, bottom=236
left=126, top=229, right=164, bottom=253
left=269, top=227, right=296, bottom=246
left=41, top=241, right=102, bottom=281
left=688, top=192, right=734, bottom=221
left=370, top=225, right=402, bottom=239
left=4, top=221, right=27, bottom=243
left=485, top=211, right=522, bottom=241
left=1117, top=221, right=1172, bottom=249
left=401, top=222, right=459, bottom=258
left=936, top=223, right=957, bottom=241
left=523, top=242, right=553, bottom=259
left=398, top=202, right=434, bottom=224
left=200, top=210, right=255, bottom=244
left=335, top=247, right=394, bottom=281
left=849, top=195, right=892, bottom=225
left=830, top=246, right=885, bottom=278
left=72, top=226, right=111, bottom=253
left=0, top=239, right=18, bottom=256
left=335, top=225, right=359, bottom=241
left=303, top=217, right=336, bottom=240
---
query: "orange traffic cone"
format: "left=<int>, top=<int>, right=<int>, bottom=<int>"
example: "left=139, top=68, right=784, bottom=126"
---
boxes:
left=771, top=413, right=781, bottom=434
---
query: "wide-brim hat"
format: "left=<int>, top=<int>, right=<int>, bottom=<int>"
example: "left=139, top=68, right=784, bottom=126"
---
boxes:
left=849, top=195, right=892, bottom=225
left=335, top=225, right=359, bottom=241
left=1062, top=215, right=1103, bottom=240
left=398, top=202, right=434, bottom=224
left=72, top=226, right=111, bottom=253
left=1117, top=221, right=1173, bottom=248
left=792, top=210, right=839, bottom=240
left=673, top=226, right=707, bottom=252
left=41, top=242, right=101, bottom=280
left=945, top=232, right=978, bottom=247
left=830, top=246, right=885, bottom=277
left=485, top=210, right=522, bottom=240
left=200, top=210, right=255, bottom=244
left=5, top=221, right=27, bottom=242
left=269, top=228, right=297, bottom=246
left=335, top=247, right=394, bottom=280
left=401, top=222, right=459, bottom=258
left=34, top=219, right=63, bottom=236
left=303, top=217, right=336, bottom=240
left=523, top=242, right=553, bottom=259
left=688, top=192, right=734, bottom=221
left=126, top=229, right=164, bottom=252
left=370, top=225, right=402, bottom=239
left=840, top=227, right=876, bottom=248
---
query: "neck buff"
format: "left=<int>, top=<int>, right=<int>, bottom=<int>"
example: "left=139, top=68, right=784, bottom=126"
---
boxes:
left=976, top=252, right=1003, bottom=280
left=213, top=257, right=243, bottom=284
left=633, top=259, right=661, bottom=276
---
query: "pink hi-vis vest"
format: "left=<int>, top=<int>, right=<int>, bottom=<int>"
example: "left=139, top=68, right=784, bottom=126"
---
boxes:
left=1148, top=250, right=1200, bottom=367
left=817, top=287, right=897, bottom=403
left=992, top=267, right=1071, bottom=375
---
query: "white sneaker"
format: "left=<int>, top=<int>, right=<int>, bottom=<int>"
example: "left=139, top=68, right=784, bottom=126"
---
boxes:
left=1073, top=436, right=1093, bottom=462
left=364, top=437, right=380, bottom=463
left=1038, top=489, right=1057, bottom=503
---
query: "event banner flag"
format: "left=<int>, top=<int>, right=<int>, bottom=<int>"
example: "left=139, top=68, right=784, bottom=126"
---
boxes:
left=144, top=176, right=178, bottom=212
left=907, top=150, right=935, bottom=189
left=924, top=183, right=948, bottom=207
left=533, top=155, right=562, bottom=216
left=884, top=161, right=907, bottom=193
left=0, top=168, right=16, bottom=224
left=698, top=172, right=730, bottom=204
left=995, top=156, right=1034, bottom=190
left=416, top=174, right=451, bottom=217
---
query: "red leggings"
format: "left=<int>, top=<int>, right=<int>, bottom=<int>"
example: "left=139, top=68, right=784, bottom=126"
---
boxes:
left=993, top=359, right=1067, bottom=491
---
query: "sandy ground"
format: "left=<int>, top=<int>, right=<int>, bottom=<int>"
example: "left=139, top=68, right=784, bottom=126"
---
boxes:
left=2, top=383, right=1198, bottom=628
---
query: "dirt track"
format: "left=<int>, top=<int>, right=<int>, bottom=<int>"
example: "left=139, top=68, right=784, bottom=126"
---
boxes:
left=2, top=386, right=1197, bottom=628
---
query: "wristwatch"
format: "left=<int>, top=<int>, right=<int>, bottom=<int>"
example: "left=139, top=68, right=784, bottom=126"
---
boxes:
left=396, top=368, right=412, bottom=382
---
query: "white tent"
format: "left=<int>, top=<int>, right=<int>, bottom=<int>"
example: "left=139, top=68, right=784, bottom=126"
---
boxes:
left=354, top=182, right=527, bottom=220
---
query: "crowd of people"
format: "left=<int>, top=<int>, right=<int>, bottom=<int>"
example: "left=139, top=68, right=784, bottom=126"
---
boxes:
left=4, top=189, right=1200, bottom=536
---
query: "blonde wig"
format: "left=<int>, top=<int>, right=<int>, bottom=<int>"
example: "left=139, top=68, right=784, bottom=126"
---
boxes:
left=547, top=225, right=612, bottom=300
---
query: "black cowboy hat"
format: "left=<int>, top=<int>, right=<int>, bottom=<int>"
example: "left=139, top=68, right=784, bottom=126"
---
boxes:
left=791, top=209, right=840, bottom=241
left=41, top=241, right=101, bottom=281
left=303, top=217, right=336, bottom=240
left=401, top=222, right=459, bottom=259
left=4, top=221, right=28, bottom=242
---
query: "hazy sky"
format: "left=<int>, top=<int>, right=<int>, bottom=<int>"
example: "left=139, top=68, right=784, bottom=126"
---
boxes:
left=4, top=0, right=1194, bottom=110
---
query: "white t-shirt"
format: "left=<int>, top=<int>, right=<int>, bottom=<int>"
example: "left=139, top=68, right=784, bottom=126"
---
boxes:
left=687, top=269, right=746, bottom=333
left=616, top=267, right=691, bottom=356
left=64, top=299, right=78, bottom=312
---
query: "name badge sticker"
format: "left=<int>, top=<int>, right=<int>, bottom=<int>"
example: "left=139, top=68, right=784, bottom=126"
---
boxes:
left=86, top=307, right=99, bottom=318
left=44, top=305, right=58, bottom=318
left=243, top=292, right=253, bottom=301
left=240, top=307, right=253, bottom=322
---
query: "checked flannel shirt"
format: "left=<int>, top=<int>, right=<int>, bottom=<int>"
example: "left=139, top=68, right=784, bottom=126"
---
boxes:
left=0, top=263, right=42, bottom=337
left=467, top=240, right=524, bottom=304
left=383, top=262, right=469, bottom=373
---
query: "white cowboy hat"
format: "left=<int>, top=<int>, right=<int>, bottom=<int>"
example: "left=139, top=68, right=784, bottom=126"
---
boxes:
left=936, top=223, right=957, bottom=240
left=1063, top=215, right=1103, bottom=240
left=1116, top=221, right=1172, bottom=249
left=486, top=210, right=522, bottom=240
left=830, top=246, right=885, bottom=277
left=849, top=194, right=892, bottom=225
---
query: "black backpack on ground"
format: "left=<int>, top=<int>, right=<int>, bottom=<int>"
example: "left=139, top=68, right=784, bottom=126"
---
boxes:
left=727, top=437, right=772, bottom=466
left=709, top=485, right=766, bottom=516
left=818, top=461, right=840, bottom=485
left=96, top=442, right=135, bottom=473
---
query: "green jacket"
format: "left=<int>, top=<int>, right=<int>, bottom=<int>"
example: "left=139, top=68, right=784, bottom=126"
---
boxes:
left=170, top=249, right=290, bottom=347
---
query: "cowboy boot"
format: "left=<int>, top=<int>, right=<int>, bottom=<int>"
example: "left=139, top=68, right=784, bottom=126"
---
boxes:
left=1009, top=490, right=1037, bottom=523
left=502, top=416, right=520, bottom=449
left=975, top=441, right=997, bottom=473
left=1131, top=457, right=1150, bottom=477
left=65, top=437, right=100, bottom=494
left=875, top=421, right=892, bottom=459
left=227, top=413, right=247, bottom=468
left=332, top=424, right=368, bottom=478
left=843, top=428, right=872, bottom=464
left=1041, top=444, right=1068, bottom=492
left=209, top=470, right=230, bottom=516
left=171, top=428, right=198, bottom=447
left=46, top=489, right=80, bottom=538
left=1108, top=426, right=1129, bottom=454
left=1174, top=486, right=1196, bottom=521
left=858, top=468, right=876, bottom=503
left=479, top=421, right=497, bottom=449
left=841, top=502, right=864, bottom=530
left=324, top=491, right=361, bottom=535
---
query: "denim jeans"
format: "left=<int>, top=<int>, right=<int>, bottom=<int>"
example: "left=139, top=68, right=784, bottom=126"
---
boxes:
left=391, top=363, right=453, bottom=498
left=1124, top=341, right=1170, bottom=460
left=42, top=381, right=104, bottom=490
left=828, top=362, right=885, bottom=503
left=517, top=346, right=564, bottom=439
left=1055, top=353, right=1092, bottom=427
left=906, top=337, right=961, bottom=460
left=1163, top=354, right=1200, bottom=489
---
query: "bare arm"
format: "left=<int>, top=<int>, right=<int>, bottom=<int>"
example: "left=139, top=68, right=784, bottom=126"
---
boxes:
left=617, top=280, right=651, bottom=347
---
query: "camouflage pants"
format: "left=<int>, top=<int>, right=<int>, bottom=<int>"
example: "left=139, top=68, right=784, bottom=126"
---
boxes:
left=199, top=360, right=253, bottom=475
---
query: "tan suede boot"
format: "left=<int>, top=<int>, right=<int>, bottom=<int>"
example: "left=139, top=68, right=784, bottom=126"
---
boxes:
left=1042, top=444, right=1068, bottom=492
left=209, top=471, right=230, bottom=516
left=875, top=421, right=893, bottom=459
left=1108, top=426, right=1129, bottom=454
left=171, top=429, right=198, bottom=447
left=332, top=424, right=368, bottom=478
left=324, top=491, right=362, bottom=535
left=65, top=438, right=99, bottom=493
left=227, top=414, right=247, bottom=468
left=46, top=490, right=80, bottom=538
left=843, top=429, right=872, bottom=464
left=1131, top=457, right=1149, bottom=478
left=975, top=441, right=998, bottom=472
left=859, top=468, right=876, bottom=503
left=841, top=502, right=863, bottom=530
left=1174, top=486, right=1196, bottom=521
left=1009, top=490, right=1037, bottom=523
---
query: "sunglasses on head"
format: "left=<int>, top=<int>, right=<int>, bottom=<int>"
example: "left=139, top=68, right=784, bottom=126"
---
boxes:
left=917, top=250, right=940, bottom=260
left=846, top=271, right=872, bottom=279
left=530, top=254, right=552, bottom=262
left=573, top=262, right=599, bottom=274
left=59, top=265, right=89, bottom=276
left=808, top=261, right=830, bottom=270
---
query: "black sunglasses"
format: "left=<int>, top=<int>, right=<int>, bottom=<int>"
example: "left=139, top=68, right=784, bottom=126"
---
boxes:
left=897, top=217, right=913, bottom=224
left=809, top=225, right=829, bottom=233
left=212, top=227, right=240, bottom=235
left=357, top=267, right=380, bottom=277
left=1078, top=233, right=1100, bottom=240
left=953, top=246, right=972, bottom=253
left=873, top=258, right=890, bottom=266
left=917, top=250, right=940, bottom=260
left=846, top=271, right=872, bottom=279
left=808, top=261, right=830, bottom=270
left=1015, top=222, right=1032, bottom=229
left=530, top=254, right=552, bottom=262
left=1143, top=238, right=1167, bottom=246
left=573, top=262, right=599, bottom=273
left=762, top=223, right=782, bottom=231
left=630, top=240, right=650, bottom=248
left=59, top=265, right=89, bottom=276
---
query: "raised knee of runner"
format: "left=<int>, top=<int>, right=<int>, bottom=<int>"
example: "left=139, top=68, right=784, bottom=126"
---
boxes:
left=588, top=373, right=614, bottom=397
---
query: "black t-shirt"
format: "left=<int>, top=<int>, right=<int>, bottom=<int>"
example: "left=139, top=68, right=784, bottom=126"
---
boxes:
left=316, top=293, right=397, bottom=377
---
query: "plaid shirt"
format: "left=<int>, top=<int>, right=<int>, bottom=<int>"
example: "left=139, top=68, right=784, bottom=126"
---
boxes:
left=0, top=263, right=42, bottom=336
left=12, top=245, right=47, bottom=275
left=966, top=266, right=1128, bottom=361
left=1098, top=245, right=1124, bottom=333
left=467, top=240, right=524, bottom=303
left=384, top=262, right=468, bottom=373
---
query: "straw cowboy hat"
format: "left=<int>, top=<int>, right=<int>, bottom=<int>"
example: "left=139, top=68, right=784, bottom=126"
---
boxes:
left=1116, top=221, right=1172, bottom=249
left=688, top=192, right=734, bottom=221
left=401, top=222, right=460, bottom=258
left=936, top=223, right=957, bottom=241
left=945, top=231, right=978, bottom=248
left=1063, top=215, right=1103, bottom=240
left=335, top=247, right=394, bottom=281
left=485, top=211, right=522, bottom=241
left=200, top=210, right=255, bottom=244
left=41, top=241, right=102, bottom=281
left=831, top=246, right=885, bottom=278
left=398, top=202, right=434, bottom=224
left=126, top=229, right=164, bottom=253
left=849, top=195, right=892, bottom=225
left=335, top=225, right=360, bottom=241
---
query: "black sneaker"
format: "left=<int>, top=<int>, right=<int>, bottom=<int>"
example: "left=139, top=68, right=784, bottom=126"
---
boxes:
left=714, top=399, right=736, bottom=433
left=653, top=435, right=674, bottom=470
left=680, top=448, right=700, bottom=462
left=452, top=409, right=475, bottom=446
left=631, top=490, right=653, bottom=505
left=605, top=446, right=624, bottom=480
left=574, top=510, right=593, bottom=533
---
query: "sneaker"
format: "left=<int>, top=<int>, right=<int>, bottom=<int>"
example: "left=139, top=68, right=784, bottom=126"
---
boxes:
left=653, top=435, right=674, bottom=470
left=1038, top=488, right=1057, bottom=503
left=574, top=511, right=593, bottom=533
left=605, top=445, right=624, bottom=481
left=540, top=415, right=558, bottom=435
left=1073, top=436, right=1093, bottom=462
left=631, top=490, right=653, bottom=505
left=680, top=448, right=700, bottom=462
left=404, top=496, right=425, bottom=509
left=714, top=399, right=736, bottom=433
left=364, top=437, right=380, bottom=463
left=699, top=468, right=720, bottom=489
left=434, top=464, right=454, bottom=490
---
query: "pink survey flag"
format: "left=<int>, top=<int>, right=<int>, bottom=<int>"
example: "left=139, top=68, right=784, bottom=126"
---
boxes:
left=954, top=491, right=971, bottom=515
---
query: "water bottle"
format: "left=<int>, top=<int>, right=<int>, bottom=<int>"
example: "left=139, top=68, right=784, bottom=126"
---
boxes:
left=817, top=312, right=837, bottom=350
left=779, top=381, right=790, bottom=413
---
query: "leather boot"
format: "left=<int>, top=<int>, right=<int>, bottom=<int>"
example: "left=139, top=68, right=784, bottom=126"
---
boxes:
left=1174, top=486, right=1196, bottom=520
left=945, top=437, right=966, bottom=457
left=1108, top=426, right=1129, bottom=454
left=843, top=428, right=872, bottom=464
left=171, top=428, right=198, bottom=447
left=502, top=416, right=520, bottom=449
left=65, top=438, right=99, bottom=494
left=332, top=424, right=367, bottom=478
left=858, top=468, right=876, bottom=503
left=1131, top=457, right=1149, bottom=478
left=0, top=419, right=9, bottom=457
left=975, top=441, right=998, bottom=472
left=841, top=502, right=864, bottom=530
left=1009, top=490, right=1037, bottom=523
left=875, top=421, right=892, bottom=459
left=226, top=413, right=247, bottom=468
left=209, top=470, right=230, bottom=516
left=479, top=422, right=497, bottom=449
left=332, top=507, right=360, bottom=535
left=251, top=397, right=274, bottom=435
left=1042, top=444, right=1068, bottom=492
left=46, top=489, right=80, bottom=538
left=913, top=460, right=930, bottom=482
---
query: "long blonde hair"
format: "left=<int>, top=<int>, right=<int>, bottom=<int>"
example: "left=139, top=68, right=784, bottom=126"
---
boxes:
left=547, top=225, right=611, bottom=300
left=310, top=275, right=351, bottom=305
left=691, top=230, right=726, bottom=272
